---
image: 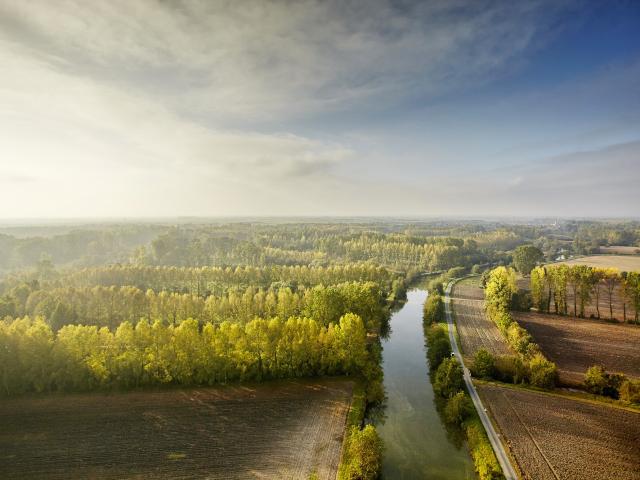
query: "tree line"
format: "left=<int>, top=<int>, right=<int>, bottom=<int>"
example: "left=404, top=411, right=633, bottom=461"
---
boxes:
left=484, top=267, right=557, bottom=388
left=0, top=313, right=371, bottom=397
left=530, top=264, right=640, bottom=321
left=14, top=264, right=404, bottom=299
left=0, top=282, right=388, bottom=332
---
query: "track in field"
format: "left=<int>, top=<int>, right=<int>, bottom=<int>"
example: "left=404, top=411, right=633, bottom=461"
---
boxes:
left=516, top=311, right=640, bottom=385
left=451, top=282, right=511, bottom=357
left=0, top=379, right=353, bottom=480
left=478, top=384, right=640, bottom=480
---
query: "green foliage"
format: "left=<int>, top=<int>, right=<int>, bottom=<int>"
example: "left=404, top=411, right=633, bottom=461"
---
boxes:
left=0, top=313, right=370, bottom=396
left=466, top=419, right=504, bottom=480
left=584, top=365, right=627, bottom=399
left=493, top=355, right=527, bottom=384
left=339, top=425, right=383, bottom=480
left=433, top=357, right=464, bottom=399
left=425, top=325, right=451, bottom=371
left=471, top=349, right=495, bottom=379
left=528, top=354, right=558, bottom=389
left=444, top=391, right=474, bottom=426
left=512, top=245, right=543, bottom=274
left=423, top=293, right=445, bottom=325
left=619, top=379, right=640, bottom=404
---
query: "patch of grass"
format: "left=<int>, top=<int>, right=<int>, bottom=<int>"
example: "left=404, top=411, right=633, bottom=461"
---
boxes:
left=166, top=453, right=187, bottom=460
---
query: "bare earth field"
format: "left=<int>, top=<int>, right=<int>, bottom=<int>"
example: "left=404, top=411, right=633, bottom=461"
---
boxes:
left=478, top=384, right=640, bottom=480
left=515, top=311, right=640, bottom=385
left=599, top=246, right=640, bottom=255
left=452, top=279, right=511, bottom=357
left=552, top=254, right=640, bottom=272
left=0, top=379, right=353, bottom=480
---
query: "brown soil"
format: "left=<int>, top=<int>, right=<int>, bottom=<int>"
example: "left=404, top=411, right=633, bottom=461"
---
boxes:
left=478, top=384, right=640, bottom=480
left=515, top=312, right=640, bottom=385
left=452, top=282, right=511, bottom=357
left=0, top=379, right=353, bottom=479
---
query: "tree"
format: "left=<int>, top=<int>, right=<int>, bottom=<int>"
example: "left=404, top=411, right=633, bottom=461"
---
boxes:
left=528, top=354, right=557, bottom=389
left=602, top=269, right=620, bottom=320
left=434, top=357, right=464, bottom=398
left=444, top=391, right=473, bottom=426
left=340, top=425, right=383, bottom=480
left=512, top=245, right=543, bottom=275
left=471, top=348, right=495, bottom=379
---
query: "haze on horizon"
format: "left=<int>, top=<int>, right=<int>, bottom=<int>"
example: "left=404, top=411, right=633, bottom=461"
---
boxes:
left=1, top=0, right=639, bottom=219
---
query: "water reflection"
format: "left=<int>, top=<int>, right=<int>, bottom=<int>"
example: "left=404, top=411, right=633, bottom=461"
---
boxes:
left=374, top=289, right=475, bottom=479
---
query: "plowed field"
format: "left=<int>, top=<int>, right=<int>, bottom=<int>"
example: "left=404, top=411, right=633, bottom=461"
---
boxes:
left=478, top=384, right=640, bottom=480
left=0, top=379, right=353, bottom=480
left=515, top=312, right=640, bottom=385
left=452, top=281, right=511, bottom=356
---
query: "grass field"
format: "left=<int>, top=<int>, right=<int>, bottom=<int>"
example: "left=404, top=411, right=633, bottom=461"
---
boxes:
left=0, top=379, right=353, bottom=480
left=451, top=278, right=511, bottom=357
left=552, top=255, right=640, bottom=272
left=478, top=383, right=640, bottom=480
left=515, top=311, right=640, bottom=385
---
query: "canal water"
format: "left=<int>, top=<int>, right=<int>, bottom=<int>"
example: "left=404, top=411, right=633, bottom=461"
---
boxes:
left=375, top=289, right=475, bottom=479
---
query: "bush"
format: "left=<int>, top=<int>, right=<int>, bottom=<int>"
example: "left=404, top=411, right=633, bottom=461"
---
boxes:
left=619, top=379, right=640, bottom=404
left=471, top=349, right=495, bottom=379
left=584, top=365, right=627, bottom=399
left=528, top=354, right=557, bottom=389
left=339, top=425, right=383, bottom=480
left=493, top=355, right=527, bottom=384
left=466, top=420, right=503, bottom=480
left=444, top=391, right=474, bottom=426
left=423, top=293, right=445, bottom=325
left=434, top=357, right=464, bottom=399
left=426, top=325, right=451, bottom=371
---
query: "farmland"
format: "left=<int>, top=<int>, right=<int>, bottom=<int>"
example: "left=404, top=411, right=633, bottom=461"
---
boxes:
left=599, top=246, right=640, bottom=255
left=515, top=311, right=640, bottom=385
left=0, top=379, right=353, bottom=480
left=478, top=383, right=640, bottom=480
left=451, top=278, right=511, bottom=357
left=551, top=254, right=640, bottom=272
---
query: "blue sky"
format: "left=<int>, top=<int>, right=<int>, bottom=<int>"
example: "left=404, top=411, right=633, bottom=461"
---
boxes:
left=0, top=0, right=638, bottom=217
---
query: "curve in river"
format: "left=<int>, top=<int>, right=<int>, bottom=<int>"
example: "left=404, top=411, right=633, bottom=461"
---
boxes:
left=375, top=288, right=475, bottom=479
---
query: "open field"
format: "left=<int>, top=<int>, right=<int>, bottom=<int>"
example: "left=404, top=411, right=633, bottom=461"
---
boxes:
left=0, top=379, right=352, bottom=480
left=452, top=279, right=511, bottom=357
left=478, top=383, right=640, bottom=480
left=551, top=254, right=640, bottom=272
left=515, top=311, right=640, bottom=385
left=599, top=246, right=640, bottom=255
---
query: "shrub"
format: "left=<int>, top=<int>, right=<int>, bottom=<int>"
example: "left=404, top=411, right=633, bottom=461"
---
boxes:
left=619, top=379, right=640, bottom=404
left=471, top=349, right=495, bottom=379
left=528, top=354, right=557, bottom=389
left=339, top=425, right=383, bottom=480
left=434, top=357, right=464, bottom=399
left=444, top=391, right=474, bottom=426
left=466, top=420, right=503, bottom=480
left=493, top=355, right=527, bottom=384
left=423, top=293, right=445, bottom=325
left=426, top=325, right=451, bottom=371
left=584, top=365, right=627, bottom=399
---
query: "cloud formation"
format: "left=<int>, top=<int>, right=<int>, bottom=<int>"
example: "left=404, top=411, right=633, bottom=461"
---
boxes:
left=0, top=0, right=637, bottom=218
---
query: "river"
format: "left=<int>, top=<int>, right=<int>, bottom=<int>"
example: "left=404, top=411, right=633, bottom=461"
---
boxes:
left=375, top=288, right=475, bottom=479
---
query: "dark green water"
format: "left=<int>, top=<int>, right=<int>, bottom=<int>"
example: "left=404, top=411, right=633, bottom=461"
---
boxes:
left=375, top=289, right=475, bottom=479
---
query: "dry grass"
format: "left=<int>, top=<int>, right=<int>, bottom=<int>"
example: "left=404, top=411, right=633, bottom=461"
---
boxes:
left=452, top=281, right=511, bottom=357
left=551, top=255, right=640, bottom=272
left=0, top=379, right=352, bottom=480
left=478, top=383, right=640, bottom=480
left=599, top=246, right=640, bottom=255
left=515, top=311, right=640, bottom=385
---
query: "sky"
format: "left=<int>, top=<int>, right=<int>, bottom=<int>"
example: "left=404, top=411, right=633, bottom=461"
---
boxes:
left=0, top=0, right=639, bottom=218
